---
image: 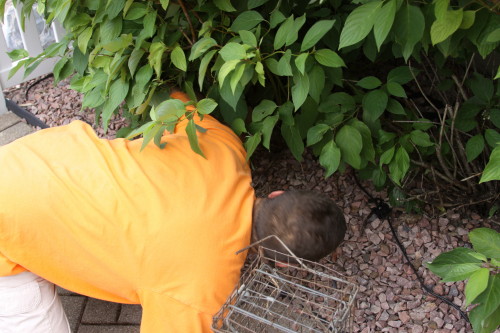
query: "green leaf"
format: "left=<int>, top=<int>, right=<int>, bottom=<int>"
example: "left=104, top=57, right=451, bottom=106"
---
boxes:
left=485, top=129, right=500, bottom=148
left=431, top=8, right=463, bottom=45
left=393, top=4, right=425, bottom=61
left=279, top=102, right=294, bottom=126
left=281, top=124, right=304, bottom=161
left=373, top=0, right=396, bottom=50
left=231, top=118, right=247, bottom=136
left=171, top=45, right=187, bottom=71
left=320, top=140, right=341, bottom=178
left=387, top=66, right=414, bottom=85
left=148, top=42, right=167, bottom=77
left=308, top=65, right=325, bottom=103
left=295, top=53, right=308, bottom=75
left=78, top=27, right=93, bottom=54
left=465, top=268, right=490, bottom=306
left=153, top=99, right=185, bottom=122
left=490, top=109, right=500, bottom=129
left=53, top=58, right=69, bottom=82
left=291, top=72, right=310, bottom=111
left=189, top=37, right=217, bottom=61
left=218, top=59, right=240, bottom=87
left=469, top=228, right=500, bottom=260
left=307, top=124, right=330, bottom=147
left=386, top=82, right=407, bottom=98
left=319, top=92, right=355, bottom=113
left=466, top=134, right=485, bottom=162
left=357, top=76, right=382, bottom=89
left=277, top=50, right=293, bottom=76
left=410, top=130, right=434, bottom=147
left=196, top=98, right=218, bottom=115
left=261, top=115, right=279, bottom=149
left=300, top=20, right=335, bottom=52
left=335, top=125, right=363, bottom=169
left=219, top=43, right=247, bottom=61
left=198, top=49, right=217, bottom=90
left=140, top=123, right=163, bottom=151
left=274, top=15, right=294, bottom=49
left=426, top=247, right=483, bottom=282
left=124, top=3, right=148, bottom=20
left=106, top=0, right=125, bottom=19
left=485, top=28, right=500, bottom=43
left=126, top=121, right=154, bottom=140
left=372, top=167, right=387, bottom=188
left=380, top=146, right=395, bottom=165
left=482, top=150, right=500, bottom=176
left=362, top=89, right=388, bottom=121
left=159, top=0, right=169, bottom=10
left=102, top=78, right=129, bottom=131
left=388, top=146, right=410, bottom=185
left=129, top=65, right=152, bottom=108
left=128, top=48, right=145, bottom=77
left=239, top=30, right=257, bottom=47
left=387, top=98, right=406, bottom=115
left=230, top=63, right=246, bottom=93
left=469, top=73, right=494, bottom=104
left=7, top=49, right=29, bottom=61
left=230, top=11, right=264, bottom=31
left=349, top=118, right=375, bottom=163
left=100, top=16, right=123, bottom=43
left=286, top=14, right=306, bottom=46
left=244, top=132, right=262, bottom=160
left=314, top=49, right=345, bottom=68
left=270, top=10, right=285, bottom=29
left=339, top=1, right=383, bottom=49
left=248, top=0, right=269, bottom=9
left=184, top=119, right=205, bottom=157
left=460, top=10, right=475, bottom=29
left=469, top=275, right=500, bottom=332
left=378, top=130, right=396, bottom=145
left=255, top=61, right=265, bottom=87
left=252, top=99, right=277, bottom=122
left=214, top=0, right=236, bottom=12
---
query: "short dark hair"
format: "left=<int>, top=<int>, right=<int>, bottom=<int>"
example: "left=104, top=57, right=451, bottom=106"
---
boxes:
left=252, top=190, right=346, bottom=261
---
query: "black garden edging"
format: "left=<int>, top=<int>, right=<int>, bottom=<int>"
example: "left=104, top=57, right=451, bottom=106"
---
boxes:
left=5, top=98, right=49, bottom=129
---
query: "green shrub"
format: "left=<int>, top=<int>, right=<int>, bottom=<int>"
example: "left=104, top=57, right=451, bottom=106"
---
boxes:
left=427, top=228, right=500, bottom=333
left=2, top=0, right=499, bottom=207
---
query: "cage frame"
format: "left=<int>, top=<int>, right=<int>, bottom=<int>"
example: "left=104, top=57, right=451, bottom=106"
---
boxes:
left=212, top=236, right=359, bottom=333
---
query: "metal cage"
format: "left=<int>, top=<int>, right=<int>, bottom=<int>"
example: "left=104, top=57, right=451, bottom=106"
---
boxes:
left=212, top=236, right=358, bottom=332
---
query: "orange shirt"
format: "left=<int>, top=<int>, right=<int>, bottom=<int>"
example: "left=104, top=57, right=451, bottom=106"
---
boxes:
left=0, top=93, right=254, bottom=332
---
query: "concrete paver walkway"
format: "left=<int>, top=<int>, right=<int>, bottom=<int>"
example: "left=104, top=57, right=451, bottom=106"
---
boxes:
left=1, top=111, right=142, bottom=332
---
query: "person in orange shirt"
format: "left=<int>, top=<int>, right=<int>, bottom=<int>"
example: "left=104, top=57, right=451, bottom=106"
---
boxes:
left=0, top=91, right=346, bottom=332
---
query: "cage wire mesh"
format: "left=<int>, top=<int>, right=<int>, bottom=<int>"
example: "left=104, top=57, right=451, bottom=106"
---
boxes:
left=213, top=236, right=358, bottom=332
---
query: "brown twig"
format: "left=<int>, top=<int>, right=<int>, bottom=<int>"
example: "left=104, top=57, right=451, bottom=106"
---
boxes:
left=408, top=61, right=441, bottom=114
left=439, top=193, right=500, bottom=211
left=411, top=159, right=468, bottom=191
left=177, top=0, right=196, bottom=45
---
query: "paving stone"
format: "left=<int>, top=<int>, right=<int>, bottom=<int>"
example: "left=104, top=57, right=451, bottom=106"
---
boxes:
left=0, top=122, right=33, bottom=145
left=82, top=298, right=121, bottom=324
left=60, top=295, right=87, bottom=332
left=77, top=325, right=140, bottom=333
left=0, top=112, right=21, bottom=131
left=118, top=304, right=142, bottom=324
left=57, top=286, right=80, bottom=296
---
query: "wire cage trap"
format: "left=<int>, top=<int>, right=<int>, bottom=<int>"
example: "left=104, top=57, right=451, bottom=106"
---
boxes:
left=212, top=236, right=359, bottom=332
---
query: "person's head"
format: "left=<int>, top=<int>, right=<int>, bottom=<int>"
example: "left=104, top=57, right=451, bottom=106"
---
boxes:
left=251, top=190, right=346, bottom=262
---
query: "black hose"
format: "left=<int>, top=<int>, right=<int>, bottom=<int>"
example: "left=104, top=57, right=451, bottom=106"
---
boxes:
left=5, top=99, right=49, bottom=129
left=353, top=175, right=470, bottom=323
